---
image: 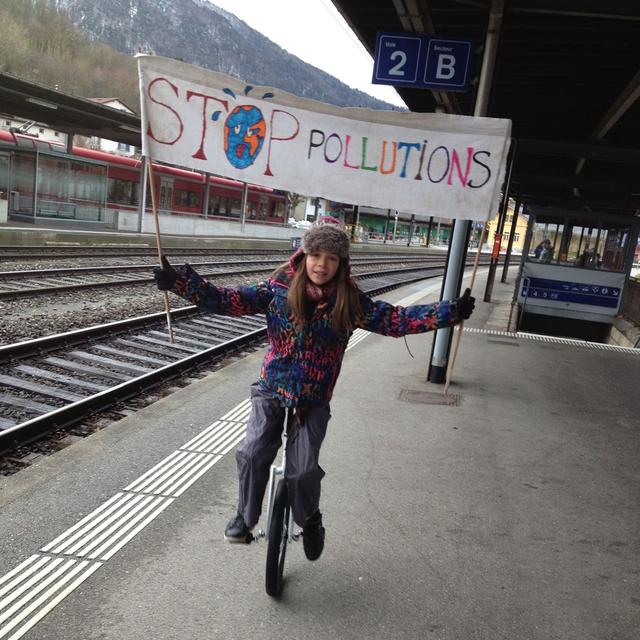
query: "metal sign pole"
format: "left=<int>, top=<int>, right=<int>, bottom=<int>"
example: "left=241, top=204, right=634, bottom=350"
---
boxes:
left=431, top=0, right=504, bottom=387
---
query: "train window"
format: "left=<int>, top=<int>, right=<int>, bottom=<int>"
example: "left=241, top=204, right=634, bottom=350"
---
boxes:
left=175, top=189, right=201, bottom=208
left=259, top=195, right=268, bottom=220
left=270, top=200, right=285, bottom=219
left=11, top=153, right=36, bottom=214
left=108, top=178, right=139, bottom=206
left=208, top=194, right=222, bottom=215
left=37, top=154, right=106, bottom=220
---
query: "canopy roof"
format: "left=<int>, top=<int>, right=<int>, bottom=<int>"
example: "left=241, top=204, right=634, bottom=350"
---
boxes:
left=0, top=72, right=141, bottom=146
left=332, top=0, right=640, bottom=216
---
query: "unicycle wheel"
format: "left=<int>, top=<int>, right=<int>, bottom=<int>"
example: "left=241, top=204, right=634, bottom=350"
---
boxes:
left=265, top=479, right=289, bottom=597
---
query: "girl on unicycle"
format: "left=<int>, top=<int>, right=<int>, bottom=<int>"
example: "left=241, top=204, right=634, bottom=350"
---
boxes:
left=153, top=220, right=474, bottom=562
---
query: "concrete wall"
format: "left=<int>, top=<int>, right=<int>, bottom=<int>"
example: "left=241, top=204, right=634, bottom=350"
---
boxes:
left=609, top=316, right=640, bottom=349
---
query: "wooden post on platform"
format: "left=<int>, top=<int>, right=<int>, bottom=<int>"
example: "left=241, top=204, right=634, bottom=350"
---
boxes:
left=443, top=223, right=489, bottom=395
left=146, top=157, right=175, bottom=343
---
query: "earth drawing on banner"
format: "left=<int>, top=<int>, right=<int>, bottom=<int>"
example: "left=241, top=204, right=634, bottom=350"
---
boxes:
left=223, top=105, right=266, bottom=169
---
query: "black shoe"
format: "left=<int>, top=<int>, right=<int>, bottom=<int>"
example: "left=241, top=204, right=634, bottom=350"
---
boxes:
left=224, top=513, right=253, bottom=544
left=303, top=511, right=325, bottom=561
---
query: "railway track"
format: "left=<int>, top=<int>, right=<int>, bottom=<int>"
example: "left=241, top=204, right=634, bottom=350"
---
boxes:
left=0, top=245, right=291, bottom=260
left=0, top=265, right=452, bottom=459
left=0, top=255, right=447, bottom=298
left=0, top=244, right=431, bottom=261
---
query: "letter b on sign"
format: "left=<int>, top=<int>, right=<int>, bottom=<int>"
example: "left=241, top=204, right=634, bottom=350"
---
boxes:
left=436, top=54, right=456, bottom=80
left=373, top=32, right=471, bottom=92
left=424, top=39, right=471, bottom=90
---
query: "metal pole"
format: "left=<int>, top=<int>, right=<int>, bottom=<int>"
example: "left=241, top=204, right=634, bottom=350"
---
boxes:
left=383, top=208, right=391, bottom=244
left=407, top=213, right=415, bottom=247
left=507, top=211, right=533, bottom=331
left=240, top=182, right=248, bottom=233
left=429, top=0, right=504, bottom=384
left=202, top=172, right=211, bottom=219
left=500, top=196, right=521, bottom=282
left=137, top=157, right=148, bottom=234
left=484, top=139, right=516, bottom=301
left=392, top=211, right=398, bottom=242
left=425, top=215, right=434, bottom=247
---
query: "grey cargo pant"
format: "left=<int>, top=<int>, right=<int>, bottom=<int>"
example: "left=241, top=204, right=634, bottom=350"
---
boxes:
left=235, top=383, right=330, bottom=528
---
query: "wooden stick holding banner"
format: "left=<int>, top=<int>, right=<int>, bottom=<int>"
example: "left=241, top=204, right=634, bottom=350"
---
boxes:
left=146, top=156, right=175, bottom=343
left=443, top=222, right=489, bottom=396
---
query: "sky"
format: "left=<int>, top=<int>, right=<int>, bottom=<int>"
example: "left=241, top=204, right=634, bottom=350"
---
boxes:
left=208, top=0, right=407, bottom=108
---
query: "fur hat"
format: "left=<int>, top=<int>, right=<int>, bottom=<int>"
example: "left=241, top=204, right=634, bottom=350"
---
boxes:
left=302, top=221, right=350, bottom=260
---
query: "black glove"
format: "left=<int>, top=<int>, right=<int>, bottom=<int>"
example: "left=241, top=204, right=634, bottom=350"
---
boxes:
left=455, top=288, right=475, bottom=320
left=153, top=255, right=179, bottom=291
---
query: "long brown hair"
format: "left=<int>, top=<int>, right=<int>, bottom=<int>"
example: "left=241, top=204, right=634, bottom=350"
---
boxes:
left=274, top=255, right=363, bottom=333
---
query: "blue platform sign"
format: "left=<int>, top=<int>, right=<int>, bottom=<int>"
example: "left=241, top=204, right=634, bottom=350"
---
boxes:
left=521, top=277, right=621, bottom=308
left=373, top=32, right=472, bottom=92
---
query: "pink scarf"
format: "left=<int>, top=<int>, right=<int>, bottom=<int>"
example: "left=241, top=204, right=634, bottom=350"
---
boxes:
left=305, top=280, right=337, bottom=303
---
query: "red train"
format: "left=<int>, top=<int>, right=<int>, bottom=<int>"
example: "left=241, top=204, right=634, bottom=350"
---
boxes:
left=0, top=129, right=286, bottom=225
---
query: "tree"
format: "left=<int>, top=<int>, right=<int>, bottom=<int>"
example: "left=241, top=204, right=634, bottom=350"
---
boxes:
left=285, top=191, right=305, bottom=219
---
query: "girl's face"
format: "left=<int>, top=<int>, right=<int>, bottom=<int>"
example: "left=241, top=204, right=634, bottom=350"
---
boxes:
left=305, top=251, right=340, bottom=286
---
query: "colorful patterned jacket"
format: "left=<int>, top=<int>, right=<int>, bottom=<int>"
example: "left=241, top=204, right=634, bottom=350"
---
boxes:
left=171, top=251, right=461, bottom=407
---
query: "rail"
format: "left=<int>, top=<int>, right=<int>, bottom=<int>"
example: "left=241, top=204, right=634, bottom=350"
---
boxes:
left=0, top=265, right=456, bottom=454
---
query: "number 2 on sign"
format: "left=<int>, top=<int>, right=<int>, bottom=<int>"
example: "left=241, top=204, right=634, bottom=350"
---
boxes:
left=389, top=50, right=407, bottom=76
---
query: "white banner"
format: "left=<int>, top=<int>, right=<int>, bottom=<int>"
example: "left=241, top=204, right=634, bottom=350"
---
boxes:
left=137, top=55, right=511, bottom=222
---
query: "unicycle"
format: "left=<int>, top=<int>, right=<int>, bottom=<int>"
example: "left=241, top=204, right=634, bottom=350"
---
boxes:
left=255, top=407, right=301, bottom=597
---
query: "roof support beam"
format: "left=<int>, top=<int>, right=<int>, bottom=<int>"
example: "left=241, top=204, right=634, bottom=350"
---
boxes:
left=517, top=138, right=640, bottom=164
left=576, top=68, right=640, bottom=174
left=391, top=0, right=462, bottom=113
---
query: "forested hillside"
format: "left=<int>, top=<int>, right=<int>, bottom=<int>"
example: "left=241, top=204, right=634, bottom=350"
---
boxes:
left=0, top=0, right=139, bottom=109
left=0, top=0, right=394, bottom=114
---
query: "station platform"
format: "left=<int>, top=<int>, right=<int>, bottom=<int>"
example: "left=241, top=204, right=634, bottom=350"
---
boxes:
left=1, top=270, right=639, bottom=639
left=0, top=223, right=438, bottom=254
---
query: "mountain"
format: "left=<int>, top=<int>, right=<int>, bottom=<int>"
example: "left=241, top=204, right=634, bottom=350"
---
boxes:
left=0, top=0, right=140, bottom=109
left=47, top=0, right=396, bottom=111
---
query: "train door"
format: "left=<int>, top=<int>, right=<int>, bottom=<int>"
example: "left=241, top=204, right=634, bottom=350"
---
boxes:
left=158, top=176, right=173, bottom=214
left=0, top=152, right=8, bottom=220
left=0, top=152, right=8, bottom=198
